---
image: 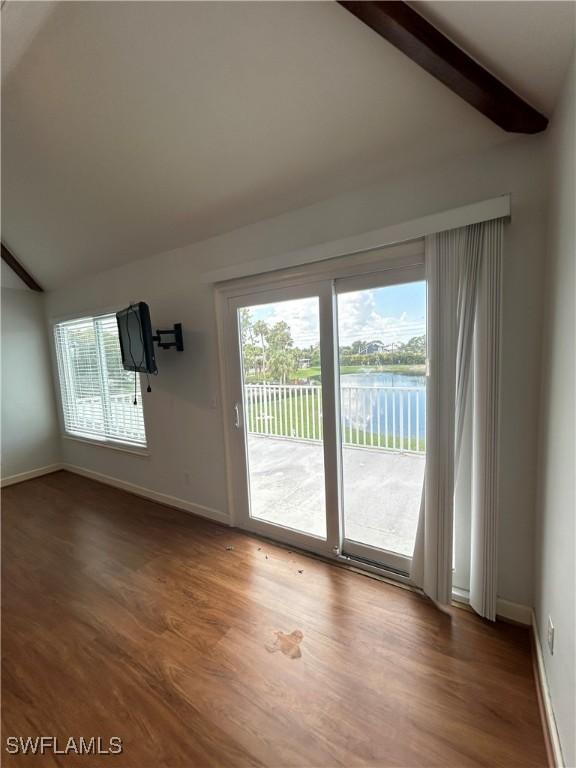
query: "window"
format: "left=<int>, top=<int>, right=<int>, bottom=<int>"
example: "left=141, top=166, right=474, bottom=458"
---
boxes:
left=54, top=314, right=147, bottom=448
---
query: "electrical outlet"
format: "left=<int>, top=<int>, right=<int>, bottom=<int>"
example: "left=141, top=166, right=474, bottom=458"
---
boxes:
left=547, top=616, right=555, bottom=655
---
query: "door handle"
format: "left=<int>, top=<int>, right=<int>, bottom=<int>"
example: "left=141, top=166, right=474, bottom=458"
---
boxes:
left=233, top=402, right=241, bottom=429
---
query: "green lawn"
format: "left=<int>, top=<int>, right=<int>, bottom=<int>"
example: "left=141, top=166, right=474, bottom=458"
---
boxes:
left=246, top=388, right=324, bottom=440
left=245, top=388, right=425, bottom=452
left=293, top=363, right=426, bottom=380
left=245, top=364, right=425, bottom=385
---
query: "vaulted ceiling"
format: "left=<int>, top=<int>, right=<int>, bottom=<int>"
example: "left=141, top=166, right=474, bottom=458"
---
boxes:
left=2, top=1, right=574, bottom=289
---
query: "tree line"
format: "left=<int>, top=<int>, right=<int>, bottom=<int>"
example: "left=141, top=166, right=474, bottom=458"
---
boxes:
left=240, top=309, right=425, bottom=383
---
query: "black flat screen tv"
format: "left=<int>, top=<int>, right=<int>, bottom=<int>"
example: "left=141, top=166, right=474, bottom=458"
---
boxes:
left=116, top=302, right=157, bottom=374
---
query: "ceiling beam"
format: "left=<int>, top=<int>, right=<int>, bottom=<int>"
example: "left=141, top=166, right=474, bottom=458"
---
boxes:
left=337, top=1, right=548, bottom=134
left=1, top=243, right=43, bottom=291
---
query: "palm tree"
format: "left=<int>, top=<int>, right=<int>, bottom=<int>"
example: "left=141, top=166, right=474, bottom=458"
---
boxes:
left=252, top=320, right=269, bottom=377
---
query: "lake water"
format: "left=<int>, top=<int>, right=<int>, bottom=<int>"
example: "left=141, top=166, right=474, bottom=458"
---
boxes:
left=340, top=371, right=426, bottom=446
left=341, top=371, right=425, bottom=389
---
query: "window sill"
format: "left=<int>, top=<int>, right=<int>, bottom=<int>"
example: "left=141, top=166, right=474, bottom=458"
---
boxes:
left=62, top=434, right=150, bottom=457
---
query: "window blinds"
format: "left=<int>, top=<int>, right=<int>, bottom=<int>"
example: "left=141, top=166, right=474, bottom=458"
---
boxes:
left=54, top=314, right=147, bottom=447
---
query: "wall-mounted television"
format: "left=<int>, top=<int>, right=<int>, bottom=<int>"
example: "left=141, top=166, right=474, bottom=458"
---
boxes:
left=116, top=302, right=157, bottom=374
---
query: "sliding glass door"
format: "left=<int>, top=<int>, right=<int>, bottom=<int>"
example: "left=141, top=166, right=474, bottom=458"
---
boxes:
left=335, top=272, right=426, bottom=572
left=221, top=244, right=426, bottom=576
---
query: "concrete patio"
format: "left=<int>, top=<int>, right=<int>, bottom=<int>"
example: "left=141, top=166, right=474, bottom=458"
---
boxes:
left=247, top=435, right=424, bottom=556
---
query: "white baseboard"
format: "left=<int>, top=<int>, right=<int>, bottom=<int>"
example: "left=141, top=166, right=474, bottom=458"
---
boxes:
left=1, top=463, right=63, bottom=488
left=452, top=588, right=532, bottom=626
left=62, top=464, right=230, bottom=527
left=532, top=610, right=564, bottom=768
left=496, top=598, right=533, bottom=625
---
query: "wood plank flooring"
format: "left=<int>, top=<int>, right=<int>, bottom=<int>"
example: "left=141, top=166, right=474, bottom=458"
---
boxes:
left=2, top=471, right=547, bottom=767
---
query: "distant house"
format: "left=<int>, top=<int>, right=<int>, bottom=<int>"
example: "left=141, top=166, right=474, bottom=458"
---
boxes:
left=361, top=341, right=393, bottom=354
left=298, top=357, right=311, bottom=368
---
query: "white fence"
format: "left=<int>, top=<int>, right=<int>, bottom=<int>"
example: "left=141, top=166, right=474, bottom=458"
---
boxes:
left=245, top=383, right=425, bottom=453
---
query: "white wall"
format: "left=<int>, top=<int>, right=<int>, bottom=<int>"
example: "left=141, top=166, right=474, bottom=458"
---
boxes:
left=535, top=52, right=575, bottom=768
left=1, top=288, right=61, bottom=480
left=45, top=132, right=549, bottom=608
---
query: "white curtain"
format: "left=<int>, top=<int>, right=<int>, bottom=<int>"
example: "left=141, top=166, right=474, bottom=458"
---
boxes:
left=455, top=225, right=482, bottom=463
left=411, top=219, right=503, bottom=619
left=470, top=220, right=503, bottom=620
left=411, top=229, right=459, bottom=604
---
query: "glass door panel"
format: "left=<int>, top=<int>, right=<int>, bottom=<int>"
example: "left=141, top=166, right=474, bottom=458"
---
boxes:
left=222, top=247, right=427, bottom=576
left=237, top=295, right=327, bottom=539
left=336, top=280, right=426, bottom=569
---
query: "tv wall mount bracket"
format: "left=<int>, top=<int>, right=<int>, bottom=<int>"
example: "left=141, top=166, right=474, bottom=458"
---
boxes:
left=152, top=323, right=184, bottom=351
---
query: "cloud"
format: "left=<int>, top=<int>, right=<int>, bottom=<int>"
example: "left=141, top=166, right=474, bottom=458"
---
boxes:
left=337, top=291, right=425, bottom=346
left=250, top=297, right=320, bottom=348
left=247, top=290, right=425, bottom=348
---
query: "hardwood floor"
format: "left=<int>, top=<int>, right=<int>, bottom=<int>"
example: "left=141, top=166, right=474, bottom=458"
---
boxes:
left=2, top=471, right=547, bottom=767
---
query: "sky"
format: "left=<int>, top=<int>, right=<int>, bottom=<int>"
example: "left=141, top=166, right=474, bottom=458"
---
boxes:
left=244, top=281, right=426, bottom=348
